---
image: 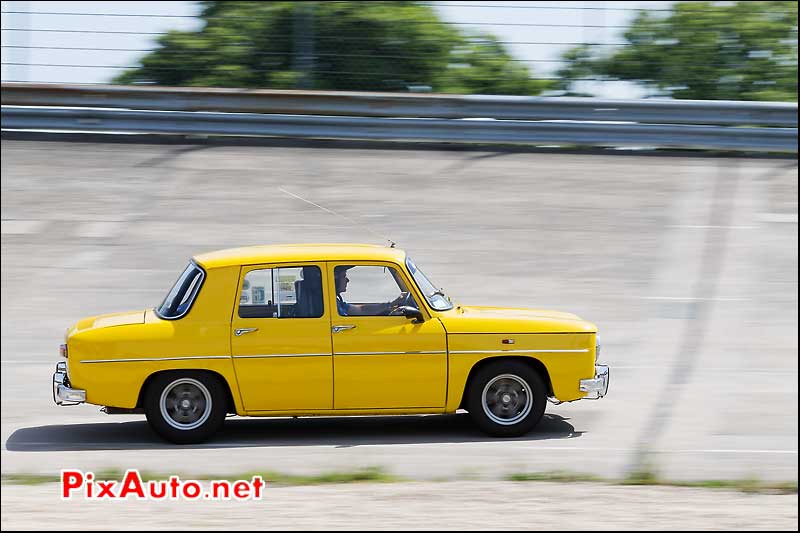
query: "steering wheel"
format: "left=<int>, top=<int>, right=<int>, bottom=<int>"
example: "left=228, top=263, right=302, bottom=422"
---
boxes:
left=388, top=291, right=413, bottom=316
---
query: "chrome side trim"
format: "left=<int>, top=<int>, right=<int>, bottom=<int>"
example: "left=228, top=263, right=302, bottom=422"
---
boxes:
left=80, top=355, right=231, bottom=364
left=80, top=349, right=584, bottom=363
left=334, top=351, right=447, bottom=356
left=449, top=349, right=589, bottom=354
left=233, top=353, right=331, bottom=359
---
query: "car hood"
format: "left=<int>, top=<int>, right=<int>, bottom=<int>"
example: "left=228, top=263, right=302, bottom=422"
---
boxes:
left=71, top=309, right=147, bottom=334
left=438, top=305, right=596, bottom=334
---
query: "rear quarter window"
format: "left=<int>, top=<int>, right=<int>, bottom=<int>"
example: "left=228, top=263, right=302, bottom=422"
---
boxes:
left=155, top=262, right=205, bottom=320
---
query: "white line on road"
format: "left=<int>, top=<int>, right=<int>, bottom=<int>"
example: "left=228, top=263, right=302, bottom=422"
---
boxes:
left=608, top=365, right=798, bottom=373
left=676, top=449, right=798, bottom=455
left=75, top=221, right=125, bottom=238
left=1, top=360, right=58, bottom=365
left=668, top=224, right=758, bottom=229
left=640, top=296, right=749, bottom=301
left=758, top=213, right=798, bottom=223
left=410, top=444, right=799, bottom=455
left=1, top=220, right=47, bottom=235
left=407, top=445, right=800, bottom=456
left=4, top=442, right=798, bottom=456
left=545, top=448, right=797, bottom=455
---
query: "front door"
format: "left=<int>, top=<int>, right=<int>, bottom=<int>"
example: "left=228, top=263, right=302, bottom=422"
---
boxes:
left=328, top=262, right=448, bottom=409
left=231, top=263, right=333, bottom=412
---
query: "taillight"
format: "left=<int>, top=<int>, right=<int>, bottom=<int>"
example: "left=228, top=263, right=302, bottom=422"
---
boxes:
left=59, top=343, right=68, bottom=359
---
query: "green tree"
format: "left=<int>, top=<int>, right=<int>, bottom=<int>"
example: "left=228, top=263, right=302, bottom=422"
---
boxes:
left=438, top=35, right=550, bottom=95
left=557, top=1, right=798, bottom=101
left=115, top=1, right=549, bottom=95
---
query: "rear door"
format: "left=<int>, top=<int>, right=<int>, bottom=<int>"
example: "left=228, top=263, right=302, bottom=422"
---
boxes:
left=231, top=263, right=333, bottom=412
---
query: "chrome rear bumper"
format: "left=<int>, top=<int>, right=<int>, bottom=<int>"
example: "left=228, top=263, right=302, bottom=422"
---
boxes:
left=579, top=364, right=610, bottom=399
left=53, top=361, right=86, bottom=405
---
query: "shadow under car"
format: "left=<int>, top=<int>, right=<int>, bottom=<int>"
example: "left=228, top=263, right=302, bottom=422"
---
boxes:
left=5, top=413, right=582, bottom=451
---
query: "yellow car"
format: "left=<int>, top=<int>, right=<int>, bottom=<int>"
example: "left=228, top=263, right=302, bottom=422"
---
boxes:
left=53, top=244, right=609, bottom=443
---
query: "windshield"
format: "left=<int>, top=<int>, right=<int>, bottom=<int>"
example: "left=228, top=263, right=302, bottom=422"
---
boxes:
left=405, top=256, right=453, bottom=311
left=155, top=262, right=205, bottom=320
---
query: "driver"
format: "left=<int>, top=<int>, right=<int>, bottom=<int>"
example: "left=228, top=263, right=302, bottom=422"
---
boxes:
left=334, top=265, right=408, bottom=316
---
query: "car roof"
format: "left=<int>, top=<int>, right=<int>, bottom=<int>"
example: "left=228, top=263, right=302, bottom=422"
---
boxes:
left=193, top=243, right=407, bottom=269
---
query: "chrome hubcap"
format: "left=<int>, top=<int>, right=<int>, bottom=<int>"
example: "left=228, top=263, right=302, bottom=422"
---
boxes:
left=481, top=374, right=533, bottom=426
left=160, top=378, right=212, bottom=431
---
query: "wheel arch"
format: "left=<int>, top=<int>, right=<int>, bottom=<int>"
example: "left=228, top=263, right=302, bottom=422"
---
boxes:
left=136, top=369, right=237, bottom=415
left=458, top=356, right=553, bottom=410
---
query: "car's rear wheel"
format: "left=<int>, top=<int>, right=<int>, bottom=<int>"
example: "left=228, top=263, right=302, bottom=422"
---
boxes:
left=144, top=371, right=226, bottom=444
left=466, top=361, right=547, bottom=437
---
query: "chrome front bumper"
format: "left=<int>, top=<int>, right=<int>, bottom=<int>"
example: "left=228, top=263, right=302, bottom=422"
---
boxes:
left=53, top=361, right=86, bottom=405
left=579, top=364, right=610, bottom=399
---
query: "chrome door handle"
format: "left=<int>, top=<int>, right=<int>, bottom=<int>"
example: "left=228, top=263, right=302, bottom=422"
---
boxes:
left=332, top=325, right=356, bottom=333
left=235, top=328, right=258, bottom=336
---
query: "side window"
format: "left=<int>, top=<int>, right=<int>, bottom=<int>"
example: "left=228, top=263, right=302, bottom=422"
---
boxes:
left=334, top=265, right=418, bottom=317
left=238, top=266, right=323, bottom=319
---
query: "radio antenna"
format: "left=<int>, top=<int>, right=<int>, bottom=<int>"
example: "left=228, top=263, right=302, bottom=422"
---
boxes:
left=278, top=187, right=396, bottom=248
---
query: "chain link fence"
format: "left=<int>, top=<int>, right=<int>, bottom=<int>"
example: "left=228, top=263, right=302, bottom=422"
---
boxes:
left=2, top=1, right=797, bottom=99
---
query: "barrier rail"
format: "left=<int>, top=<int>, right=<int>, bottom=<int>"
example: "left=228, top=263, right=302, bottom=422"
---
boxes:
left=1, top=83, right=797, bottom=152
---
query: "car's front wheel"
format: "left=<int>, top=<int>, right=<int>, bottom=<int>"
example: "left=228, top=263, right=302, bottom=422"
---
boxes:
left=144, top=371, right=226, bottom=444
left=466, top=361, right=547, bottom=437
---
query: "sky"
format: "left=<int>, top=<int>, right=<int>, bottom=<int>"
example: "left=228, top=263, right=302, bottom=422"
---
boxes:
left=1, top=1, right=675, bottom=98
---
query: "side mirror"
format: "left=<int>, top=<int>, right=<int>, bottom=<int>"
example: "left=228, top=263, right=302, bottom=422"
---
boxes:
left=397, top=306, right=424, bottom=323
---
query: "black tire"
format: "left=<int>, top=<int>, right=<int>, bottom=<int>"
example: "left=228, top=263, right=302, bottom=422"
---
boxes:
left=144, top=371, right=227, bottom=444
left=466, top=360, right=547, bottom=437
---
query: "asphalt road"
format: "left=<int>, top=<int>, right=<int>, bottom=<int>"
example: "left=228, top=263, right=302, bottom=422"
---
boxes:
left=1, top=140, right=797, bottom=490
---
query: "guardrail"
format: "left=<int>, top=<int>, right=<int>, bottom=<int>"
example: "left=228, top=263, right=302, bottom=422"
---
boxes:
left=1, top=83, right=797, bottom=152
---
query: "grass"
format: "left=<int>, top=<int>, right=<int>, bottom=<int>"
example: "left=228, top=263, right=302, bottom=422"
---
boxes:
left=1, top=466, right=400, bottom=487
left=506, top=471, right=602, bottom=483
left=504, top=467, right=797, bottom=495
left=210, top=466, right=402, bottom=486
left=1, top=473, right=61, bottom=485
left=2, top=466, right=796, bottom=495
left=619, top=467, right=798, bottom=495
